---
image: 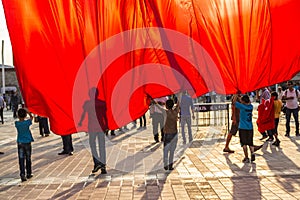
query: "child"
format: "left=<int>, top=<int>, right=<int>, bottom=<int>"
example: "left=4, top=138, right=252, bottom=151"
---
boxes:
left=271, top=92, right=283, bottom=146
left=234, top=95, right=255, bottom=163
left=162, top=99, right=180, bottom=170
left=15, top=108, right=34, bottom=182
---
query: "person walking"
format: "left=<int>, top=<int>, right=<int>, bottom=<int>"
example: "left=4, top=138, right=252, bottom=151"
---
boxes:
left=0, top=95, right=5, bottom=124
left=179, top=91, right=195, bottom=144
left=58, top=135, right=74, bottom=156
left=11, top=91, right=20, bottom=119
left=271, top=92, right=283, bottom=146
left=37, top=116, right=50, bottom=137
left=78, top=88, right=108, bottom=174
left=150, top=96, right=168, bottom=143
left=282, top=81, right=300, bottom=137
left=15, top=108, right=34, bottom=182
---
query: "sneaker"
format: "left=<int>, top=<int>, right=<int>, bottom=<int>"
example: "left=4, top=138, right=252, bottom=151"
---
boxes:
left=223, top=148, right=235, bottom=153
left=242, top=157, right=250, bottom=163
left=101, top=168, right=107, bottom=174
left=26, top=174, right=33, bottom=179
left=68, top=152, right=73, bottom=156
left=251, top=154, right=255, bottom=162
left=254, top=145, right=263, bottom=152
left=259, top=135, right=268, bottom=140
left=92, top=165, right=102, bottom=173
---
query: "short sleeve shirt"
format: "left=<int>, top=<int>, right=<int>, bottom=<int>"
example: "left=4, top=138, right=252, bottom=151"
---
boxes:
left=235, top=102, right=253, bottom=130
left=15, top=119, right=34, bottom=143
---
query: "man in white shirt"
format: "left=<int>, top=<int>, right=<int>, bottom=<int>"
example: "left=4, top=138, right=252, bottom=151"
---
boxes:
left=150, top=96, right=168, bottom=143
left=282, top=81, right=300, bottom=137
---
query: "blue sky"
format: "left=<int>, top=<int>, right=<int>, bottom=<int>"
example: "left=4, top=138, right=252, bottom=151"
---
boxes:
left=0, top=0, right=13, bottom=66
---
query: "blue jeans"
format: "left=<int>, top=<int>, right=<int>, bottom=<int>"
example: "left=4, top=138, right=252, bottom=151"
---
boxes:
left=18, top=143, right=32, bottom=177
left=286, top=108, right=299, bottom=135
left=89, top=132, right=106, bottom=167
left=181, top=115, right=192, bottom=143
left=163, top=133, right=178, bottom=167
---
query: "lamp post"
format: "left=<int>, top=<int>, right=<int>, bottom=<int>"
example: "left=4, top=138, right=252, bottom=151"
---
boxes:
left=1, top=40, right=5, bottom=95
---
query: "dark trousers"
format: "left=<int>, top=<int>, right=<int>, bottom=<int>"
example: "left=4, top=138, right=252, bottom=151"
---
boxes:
left=139, top=114, right=146, bottom=127
left=286, top=108, right=299, bottom=135
left=39, top=117, right=50, bottom=135
left=61, top=135, right=74, bottom=153
left=18, top=143, right=32, bottom=177
left=12, top=104, right=18, bottom=118
left=0, top=107, right=3, bottom=123
left=163, top=133, right=178, bottom=167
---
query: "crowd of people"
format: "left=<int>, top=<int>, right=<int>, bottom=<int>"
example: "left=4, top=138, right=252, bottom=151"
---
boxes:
left=1, top=80, right=300, bottom=182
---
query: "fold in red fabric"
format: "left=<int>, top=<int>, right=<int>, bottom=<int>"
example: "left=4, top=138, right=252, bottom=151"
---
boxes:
left=2, top=0, right=300, bottom=135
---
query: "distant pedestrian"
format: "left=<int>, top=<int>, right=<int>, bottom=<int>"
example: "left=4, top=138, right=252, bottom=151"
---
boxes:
left=11, top=91, right=20, bottom=118
left=271, top=92, right=282, bottom=146
left=37, top=116, right=50, bottom=137
left=0, top=95, right=5, bottom=124
left=282, top=81, right=300, bottom=137
left=58, top=135, right=74, bottom=156
left=137, top=114, right=147, bottom=130
left=15, top=108, right=34, bottom=182
left=179, top=91, right=195, bottom=144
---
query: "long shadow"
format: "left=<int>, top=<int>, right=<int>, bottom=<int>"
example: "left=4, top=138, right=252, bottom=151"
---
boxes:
left=224, top=154, right=262, bottom=199
left=261, top=141, right=300, bottom=193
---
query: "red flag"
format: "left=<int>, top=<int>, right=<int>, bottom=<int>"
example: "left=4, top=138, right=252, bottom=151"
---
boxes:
left=2, top=0, right=300, bottom=135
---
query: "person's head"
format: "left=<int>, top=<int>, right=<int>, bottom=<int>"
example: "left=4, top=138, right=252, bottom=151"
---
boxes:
left=166, top=99, right=174, bottom=110
left=17, top=108, right=27, bottom=119
left=241, top=95, right=250, bottom=104
left=287, top=81, right=294, bottom=90
left=278, top=86, right=282, bottom=92
left=89, top=87, right=99, bottom=99
left=271, top=91, right=278, bottom=100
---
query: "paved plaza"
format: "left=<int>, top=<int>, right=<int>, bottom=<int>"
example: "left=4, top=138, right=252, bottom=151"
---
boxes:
left=1, top=107, right=300, bottom=200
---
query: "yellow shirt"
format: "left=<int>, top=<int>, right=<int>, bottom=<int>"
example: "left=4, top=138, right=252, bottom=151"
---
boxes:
left=274, top=100, right=283, bottom=119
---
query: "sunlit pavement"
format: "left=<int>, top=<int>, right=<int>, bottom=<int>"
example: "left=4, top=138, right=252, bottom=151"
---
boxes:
left=1, top=107, right=300, bottom=200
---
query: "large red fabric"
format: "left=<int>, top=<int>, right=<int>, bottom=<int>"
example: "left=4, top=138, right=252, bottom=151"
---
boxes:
left=2, top=0, right=300, bottom=135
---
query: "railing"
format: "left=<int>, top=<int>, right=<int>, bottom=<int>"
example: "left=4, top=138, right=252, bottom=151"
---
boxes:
left=193, top=103, right=230, bottom=133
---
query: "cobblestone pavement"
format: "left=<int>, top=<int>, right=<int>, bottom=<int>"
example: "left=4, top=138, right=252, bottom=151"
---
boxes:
left=1, top=106, right=300, bottom=200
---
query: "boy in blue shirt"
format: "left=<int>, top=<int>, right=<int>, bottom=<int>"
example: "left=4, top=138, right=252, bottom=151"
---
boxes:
left=234, top=95, right=255, bottom=163
left=15, top=108, right=34, bottom=182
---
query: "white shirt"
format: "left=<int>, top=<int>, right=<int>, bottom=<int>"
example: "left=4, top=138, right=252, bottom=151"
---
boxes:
left=152, top=96, right=168, bottom=114
left=285, top=89, right=299, bottom=109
